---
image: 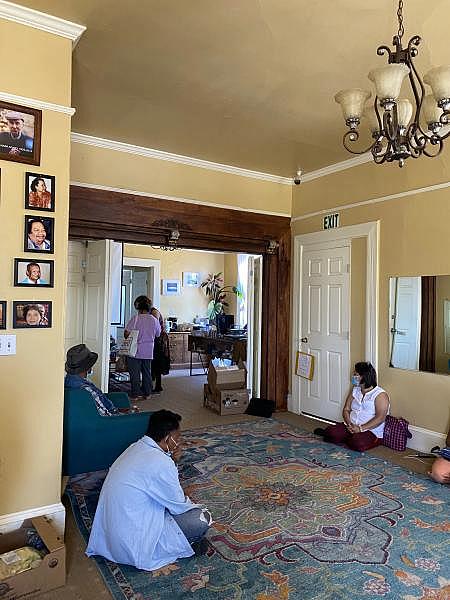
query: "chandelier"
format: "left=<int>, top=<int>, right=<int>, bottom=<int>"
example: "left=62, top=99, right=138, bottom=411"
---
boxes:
left=334, top=0, right=450, bottom=167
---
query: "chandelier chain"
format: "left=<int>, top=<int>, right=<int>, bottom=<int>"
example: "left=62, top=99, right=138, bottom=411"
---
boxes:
left=397, top=0, right=404, bottom=41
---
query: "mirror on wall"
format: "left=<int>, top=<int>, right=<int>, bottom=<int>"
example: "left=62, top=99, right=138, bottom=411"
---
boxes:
left=389, top=276, right=450, bottom=375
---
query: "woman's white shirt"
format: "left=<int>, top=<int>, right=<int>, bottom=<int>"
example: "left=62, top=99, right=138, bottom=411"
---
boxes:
left=350, top=385, right=389, bottom=438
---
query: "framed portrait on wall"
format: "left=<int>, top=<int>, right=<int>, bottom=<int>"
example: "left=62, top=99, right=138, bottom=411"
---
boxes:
left=0, top=101, right=42, bottom=166
left=183, top=272, right=201, bottom=287
left=162, top=279, right=181, bottom=295
left=13, top=301, right=52, bottom=328
left=25, top=172, right=55, bottom=211
left=14, top=258, right=54, bottom=287
left=24, top=215, right=54, bottom=253
left=0, top=301, right=6, bottom=329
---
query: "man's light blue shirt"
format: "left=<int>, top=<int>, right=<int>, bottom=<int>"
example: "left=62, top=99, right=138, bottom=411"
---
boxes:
left=86, top=436, right=197, bottom=571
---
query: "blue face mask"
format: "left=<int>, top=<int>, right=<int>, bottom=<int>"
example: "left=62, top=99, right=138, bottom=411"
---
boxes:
left=351, top=375, right=361, bottom=386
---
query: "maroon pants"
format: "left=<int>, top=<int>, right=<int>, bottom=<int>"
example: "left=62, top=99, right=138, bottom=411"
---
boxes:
left=324, top=422, right=382, bottom=452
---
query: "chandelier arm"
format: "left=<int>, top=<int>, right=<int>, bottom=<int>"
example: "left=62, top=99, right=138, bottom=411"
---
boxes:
left=374, top=96, right=383, bottom=133
left=405, top=37, right=427, bottom=133
left=371, top=137, right=392, bottom=164
left=439, top=108, right=450, bottom=128
left=376, top=45, right=393, bottom=62
left=422, top=138, right=443, bottom=158
left=383, top=108, right=398, bottom=143
left=342, top=129, right=377, bottom=155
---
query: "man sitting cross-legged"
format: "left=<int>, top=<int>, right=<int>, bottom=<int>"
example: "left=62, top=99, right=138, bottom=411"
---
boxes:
left=86, top=410, right=212, bottom=571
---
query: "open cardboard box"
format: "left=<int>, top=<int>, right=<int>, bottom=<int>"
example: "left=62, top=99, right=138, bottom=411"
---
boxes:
left=207, top=360, right=247, bottom=391
left=0, top=516, right=65, bottom=599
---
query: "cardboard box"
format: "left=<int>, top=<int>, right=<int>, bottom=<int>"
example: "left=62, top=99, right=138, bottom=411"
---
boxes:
left=207, top=361, right=247, bottom=391
left=205, top=387, right=250, bottom=415
left=0, top=516, right=65, bottom=599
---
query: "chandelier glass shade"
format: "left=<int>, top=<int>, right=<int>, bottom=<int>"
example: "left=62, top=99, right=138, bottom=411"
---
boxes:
left=334, top=0, right=450, bottom=167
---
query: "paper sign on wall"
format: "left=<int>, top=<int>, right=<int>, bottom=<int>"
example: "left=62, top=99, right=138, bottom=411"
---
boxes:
left=295, top=351, right=315, bottom=380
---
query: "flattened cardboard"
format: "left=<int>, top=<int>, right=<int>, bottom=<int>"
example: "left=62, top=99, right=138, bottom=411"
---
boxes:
left=0, top=516, right=65, bottom=599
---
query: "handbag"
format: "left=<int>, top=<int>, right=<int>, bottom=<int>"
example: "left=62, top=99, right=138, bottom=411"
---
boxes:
left=382, top=414, right=412, bottom=451
left=245, top=398, right=275, bottom=418
left=118, top=316, right=139, bottom=358
left=115, top=355, right=128, bottom=372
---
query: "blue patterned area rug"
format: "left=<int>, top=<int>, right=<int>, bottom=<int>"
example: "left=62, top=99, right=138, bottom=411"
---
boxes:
left=66, top=420, right=450, bottom=600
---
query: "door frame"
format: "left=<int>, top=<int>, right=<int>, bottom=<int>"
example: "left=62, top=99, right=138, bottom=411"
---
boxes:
left=290, top=221, right=379, bottom=415
left=123, top=257, right=161, bottom=310
left=69, top=184, right=290, bottom=409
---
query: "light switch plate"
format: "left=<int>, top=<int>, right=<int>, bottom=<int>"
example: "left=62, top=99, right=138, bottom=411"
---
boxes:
left=0, top=335, right=16, bottom=355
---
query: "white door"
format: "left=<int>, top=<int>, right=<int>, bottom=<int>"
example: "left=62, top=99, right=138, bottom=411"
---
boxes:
left=83, top=240, right=112, bottom=391
left=132, top=269, right=148, bottom=303
left=247, top=255, right=263, bottom=397
left=389, top=277, right=421, bottom=370
left=299, top=244, right=350, bottom=421
left=64, top=241, right=86, bottom=352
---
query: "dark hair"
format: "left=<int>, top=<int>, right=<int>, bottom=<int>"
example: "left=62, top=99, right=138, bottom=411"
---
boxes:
left=354, top=361, right=377, bottom=388
left=26, top=262, right=40, bottom=272
left=27, top=218, right=47, bottom=235
left=23, top=304, right=44, bottom=320
left=146, top=410, right=181, bottom=442
left=30, top=177, right=46, bottom=192
left=134, top=295, right=152, bottom=312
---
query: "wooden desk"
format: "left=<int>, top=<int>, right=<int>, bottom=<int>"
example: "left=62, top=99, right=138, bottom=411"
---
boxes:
left=187, top=333, right=247, bottom=375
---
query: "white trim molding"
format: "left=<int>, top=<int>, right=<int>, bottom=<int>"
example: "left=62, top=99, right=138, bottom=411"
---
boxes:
left=407, top=425, right=447, bottom=454
left=0, top=91, right=75, bottom=116
left=123, top=257, right=161, bottom=310
left=70, top=180, right=291, bottom=218
left=302, top=154, right=372, bottom=183
left=292, top=181, right=450, bottom=222
left=0, top=0, right=86, bottom=47
left=71, top=133, right=293, bottom=185
left=291, top=221, right=379, bottom=416
left=0, top=502, right=65, bottom=537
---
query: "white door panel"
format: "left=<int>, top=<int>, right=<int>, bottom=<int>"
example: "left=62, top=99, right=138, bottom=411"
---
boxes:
left=247, top=255, right=263, bottom=398
left=65, top=241, right=85, bottom=352
left=389, top=277, right=421, bottom=370
left=84, top=240, right=111, bottom=391
left=300, top=245, right=350, bottom=421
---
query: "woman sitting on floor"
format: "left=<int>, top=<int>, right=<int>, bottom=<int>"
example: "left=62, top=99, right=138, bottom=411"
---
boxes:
left=429, top=428, right=450, bottom=484
left=318, top=362, right=390, bottom=452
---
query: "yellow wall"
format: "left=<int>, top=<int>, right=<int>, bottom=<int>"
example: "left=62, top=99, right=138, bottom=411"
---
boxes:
left=0, top=21, right=73, bottom=515
left=292, top=156, right=450, bottom=434
left=70, top=143, right=292, bottom=216
left=224, top=254, right=239, bottom=320
left=124, top=245, right=240, bottom=323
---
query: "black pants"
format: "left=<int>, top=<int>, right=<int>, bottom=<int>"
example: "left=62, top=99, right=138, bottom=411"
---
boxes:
left=127, top=357, right=152, bottom=398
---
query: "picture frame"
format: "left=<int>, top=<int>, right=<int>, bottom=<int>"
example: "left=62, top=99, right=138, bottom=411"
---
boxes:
left=295, top=351, right=315, bottom=380
left=162, top=279, right=181, bottom=296
left=25, top=172, right=55, bottom=212
left=13, top=301, right=52, bottom=328
left=183, top=271, right=201, bottom=287
left=14, top=258, right=54, bottom=288
left=24, top=215, right=54, bottom=254
left=0, top=101, right=42, bottom=166
left=0, top=301, right=6, bottom=329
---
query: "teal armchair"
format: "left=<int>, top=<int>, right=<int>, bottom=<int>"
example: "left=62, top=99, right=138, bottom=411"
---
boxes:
left=63, top=388, right=152, bottom=476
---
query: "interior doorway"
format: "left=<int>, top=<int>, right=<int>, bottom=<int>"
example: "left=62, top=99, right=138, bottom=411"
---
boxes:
left=65, top=241, right=263, bottom=403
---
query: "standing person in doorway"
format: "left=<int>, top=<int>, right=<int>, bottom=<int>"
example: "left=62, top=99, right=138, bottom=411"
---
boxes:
left=151, top=307, right=170, bottom=393
left=125, top=296, right=161, bottom=400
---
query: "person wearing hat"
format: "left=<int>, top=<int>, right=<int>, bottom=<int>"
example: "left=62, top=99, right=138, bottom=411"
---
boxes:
left=65, top=344, right=133, bottom=416
left=0, top=110, right=33, bottom=156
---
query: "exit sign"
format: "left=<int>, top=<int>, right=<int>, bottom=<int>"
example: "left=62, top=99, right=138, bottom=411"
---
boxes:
left=323, top=213, right=340, bottom=230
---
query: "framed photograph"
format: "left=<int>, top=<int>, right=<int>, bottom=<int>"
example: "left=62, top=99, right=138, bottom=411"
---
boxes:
left=13, top=301, right=52, bottom=328
left=0, top=101, right=41, bottom=166
left=24, top=215, right=54, bottom=254
left=183, top=272, right=201, bottom=287
left=25, top=172, right=55, bottom=211
left=14, top=259, right=54, bottom=287
left=295, top=351, right=315, bottom=380
left=162, top=279, right=181, bottom=296
left=0, top=301, right=6, bottom=329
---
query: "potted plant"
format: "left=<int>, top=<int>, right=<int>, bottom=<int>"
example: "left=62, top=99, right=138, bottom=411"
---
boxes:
left=200, top=272, right=242, bottom=328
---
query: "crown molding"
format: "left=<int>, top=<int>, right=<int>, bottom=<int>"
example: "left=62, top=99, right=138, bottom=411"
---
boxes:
left=291, top=180, right=450, bottom=222
left=71, top=133, right=293, bottom=185
left=301, top=153, right=372, bottom=183
left=70, top=180, right=291, bottom=218
left=0, top=91, right=75, bottom=115
left=0, top=0, right=86, bottom=47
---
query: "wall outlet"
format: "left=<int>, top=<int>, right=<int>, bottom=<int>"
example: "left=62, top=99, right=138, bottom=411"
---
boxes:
left=0, top=335, right=16, bottom=355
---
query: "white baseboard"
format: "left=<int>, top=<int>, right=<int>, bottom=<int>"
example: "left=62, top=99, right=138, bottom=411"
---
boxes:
left=407, top=426, right=447, bottom=453
left=0, top=502, right=65, bottom=538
